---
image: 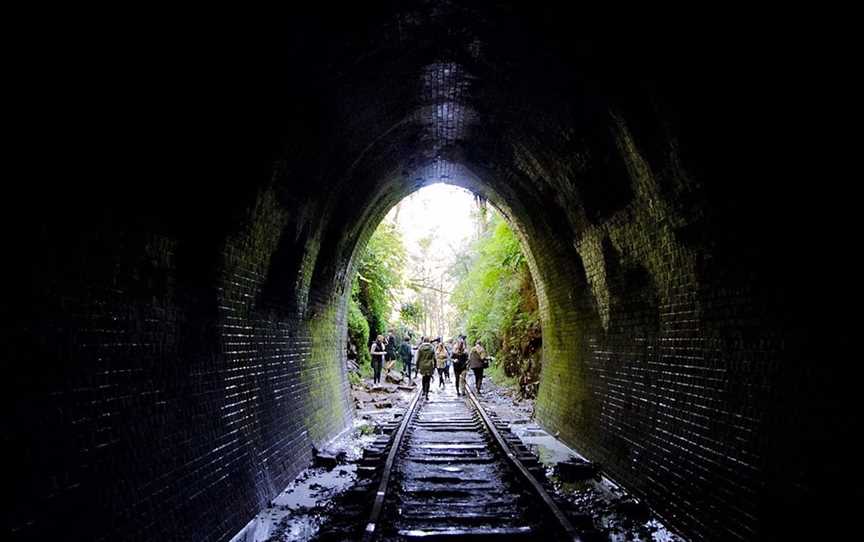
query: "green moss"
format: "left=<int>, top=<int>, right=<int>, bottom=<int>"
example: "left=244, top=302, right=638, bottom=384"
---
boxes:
left=347, top=293, right=370, bottom=366
left=304, top=302, right=351, bottom=445
left=535, top=114, right=703, bottom=451
left=486, top=359, right=518, bottom=390
left=574, top=232, right=611, bottom=329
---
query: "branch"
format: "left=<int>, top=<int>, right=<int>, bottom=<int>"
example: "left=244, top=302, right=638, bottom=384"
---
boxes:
left=407, top=281, right=452, bottom=295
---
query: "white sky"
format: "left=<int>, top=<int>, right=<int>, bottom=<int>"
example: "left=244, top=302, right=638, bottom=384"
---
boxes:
left=385, top=183, right=477, bottom=272
left=382, top=183, right=479, bottom=332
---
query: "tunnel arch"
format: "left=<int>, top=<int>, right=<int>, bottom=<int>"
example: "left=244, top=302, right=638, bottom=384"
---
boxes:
left=5, top=4, right=855, bottom=542
left=324, top=162, right=598, bottom=394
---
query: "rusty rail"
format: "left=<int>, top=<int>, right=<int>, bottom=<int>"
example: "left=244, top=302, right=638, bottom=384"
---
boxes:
left=465, top=384, right=583, bottom=542
left=361, top=384, right=582, bottom=540
left=362, top=388, right=422, bottom=541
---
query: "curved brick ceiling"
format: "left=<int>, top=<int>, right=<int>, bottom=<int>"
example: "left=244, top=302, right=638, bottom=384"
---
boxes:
left=3, top=3, right=855, bottom=542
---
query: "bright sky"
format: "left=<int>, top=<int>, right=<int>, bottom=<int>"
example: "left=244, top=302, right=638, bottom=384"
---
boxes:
left=382, top=183, right=479, bottom=334
left=385, top=183, right=477, bottom=272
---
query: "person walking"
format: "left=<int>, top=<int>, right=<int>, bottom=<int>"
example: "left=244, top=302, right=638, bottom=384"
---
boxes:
left=434, top=338, right=448, bottom=389
left=452, top=335, right=468, bottom=396
left=370, top=335, right=387, bottom=385
left=444, top=339, right=453, bottom=382
left=398, top=336, right=414, bottom=383
left=385, top=332, right=397, bottom=377
left=415, top=336, right=436, bottom=400
left=468, top=339, right=488, bottom=394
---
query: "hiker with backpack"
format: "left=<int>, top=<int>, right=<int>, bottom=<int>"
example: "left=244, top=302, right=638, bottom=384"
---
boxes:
left=415, top=336, right=436, bottom=400
left=468, top=339, right=488, bottom=394
left=398, top=336, right=414, bottom=383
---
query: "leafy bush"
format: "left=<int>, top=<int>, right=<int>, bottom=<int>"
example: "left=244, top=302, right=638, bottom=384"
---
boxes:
left=399, top=301, right=424, bottom=331
left=450, top=211, right=542, bottom=397
left=351, top=220, right=406, bottom=345
left=347, top=295, right=370, bottom=366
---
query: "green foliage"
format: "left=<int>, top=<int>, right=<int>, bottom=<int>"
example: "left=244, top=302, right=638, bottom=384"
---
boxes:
left=347, top=295, right=370, bottom=366
left=451, top=213, right=526, bottom=350
left=352, top=221, right=406, bottom=343
left=450, top=210, right=542, bottom=397
left=399, top=301, right=424, bottom=331
left=486, top=358, right=518, bottom=389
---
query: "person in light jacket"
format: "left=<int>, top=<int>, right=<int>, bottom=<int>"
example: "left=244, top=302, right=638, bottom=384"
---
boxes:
left=468, top=339, right=487, bottom=393
left=434, top=338, right=449, bottom=389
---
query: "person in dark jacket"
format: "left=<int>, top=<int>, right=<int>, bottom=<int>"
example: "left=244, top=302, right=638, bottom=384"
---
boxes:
left=452, top=335, right=468, bottom=396
left=416, top=337, right=436, bottom=400
left=398, top=336, right=414, bottom=383
left=468, top=339, right=487, bottom=393
left=370, top=335, right=387, bottom=384
left=385, top=332, right=397, bottom=369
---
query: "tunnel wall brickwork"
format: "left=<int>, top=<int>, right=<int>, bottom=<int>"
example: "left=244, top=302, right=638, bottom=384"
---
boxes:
left=4, top=188, right=352, bottom=542
left=513, top=116, right=779, bottom=541
left=6, top=4, right=854, bottom=542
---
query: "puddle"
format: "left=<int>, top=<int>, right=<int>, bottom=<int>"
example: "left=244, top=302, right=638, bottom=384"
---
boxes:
left=234, top=374, right=686, bottom=541
left=478, top=378, right=686, bottom=542
left=272, top=465, right=358, bottom=509
left=232, top=379, right=415, bottom=542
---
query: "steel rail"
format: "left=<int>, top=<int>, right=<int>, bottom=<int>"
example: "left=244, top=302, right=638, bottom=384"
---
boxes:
left=362, top=388, right=422, bottom=541
left=465, top=385, right=583, bottom=542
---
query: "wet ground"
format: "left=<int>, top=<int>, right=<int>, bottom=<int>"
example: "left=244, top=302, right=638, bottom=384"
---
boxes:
left=477, top=381, right=684, bottom=542
left=230, top=376, right=417, bottom=542
left=232, top=370, right=686, bottom=541
left=383, top=384, right=545, bottom=539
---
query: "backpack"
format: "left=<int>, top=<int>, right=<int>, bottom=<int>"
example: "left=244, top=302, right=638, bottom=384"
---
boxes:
left=417, top=343, right=436, bottom=372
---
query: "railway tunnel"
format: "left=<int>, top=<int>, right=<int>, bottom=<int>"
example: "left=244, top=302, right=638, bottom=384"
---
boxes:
left=3, top=3, right=855, bottom=541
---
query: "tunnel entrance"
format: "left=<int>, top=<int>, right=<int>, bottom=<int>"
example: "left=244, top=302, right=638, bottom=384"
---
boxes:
left=342, top=182, right=544, bottom=399
left=5, top=3, right=854, bottom=541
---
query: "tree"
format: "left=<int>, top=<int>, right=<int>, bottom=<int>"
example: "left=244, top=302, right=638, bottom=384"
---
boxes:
left=448, top=208, right=542, bottom=397
left=352, top=220, right=406, bottom=341
left=399, top=301, right=424, bottom=331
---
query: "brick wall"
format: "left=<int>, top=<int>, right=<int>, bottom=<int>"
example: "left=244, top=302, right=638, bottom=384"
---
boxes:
left=4, top=189, right=352, bottom=541
left=6, top=4, right=853, bottom=541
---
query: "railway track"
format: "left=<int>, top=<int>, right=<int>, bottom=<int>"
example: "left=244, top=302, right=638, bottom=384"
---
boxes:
left=361, top=382, right=582, bottom=541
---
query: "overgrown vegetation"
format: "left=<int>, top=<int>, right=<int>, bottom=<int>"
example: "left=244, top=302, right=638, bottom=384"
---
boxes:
left=347, top=197, right=542, bottom=398
left=347, top=294, right=371, bottom=366
left=348, top=221, right=406, bottom=361
left=450, top=211, right=542, bottom=398
left=399, top=300, right=424, bottom=332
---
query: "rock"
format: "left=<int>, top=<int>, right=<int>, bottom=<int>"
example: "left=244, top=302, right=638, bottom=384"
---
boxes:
left=614, top=499, right=650, bottom=522
left=385, top=370, right=403, bottom=384
left=313, top=450, right=339, bottom=470
left=373, top=400, right=392, bottom=408
left=556, top=459, right=599, bottom=482
left=354, top=390, right=374, bottom=403
left=371, top=383, right=397, bottom=393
